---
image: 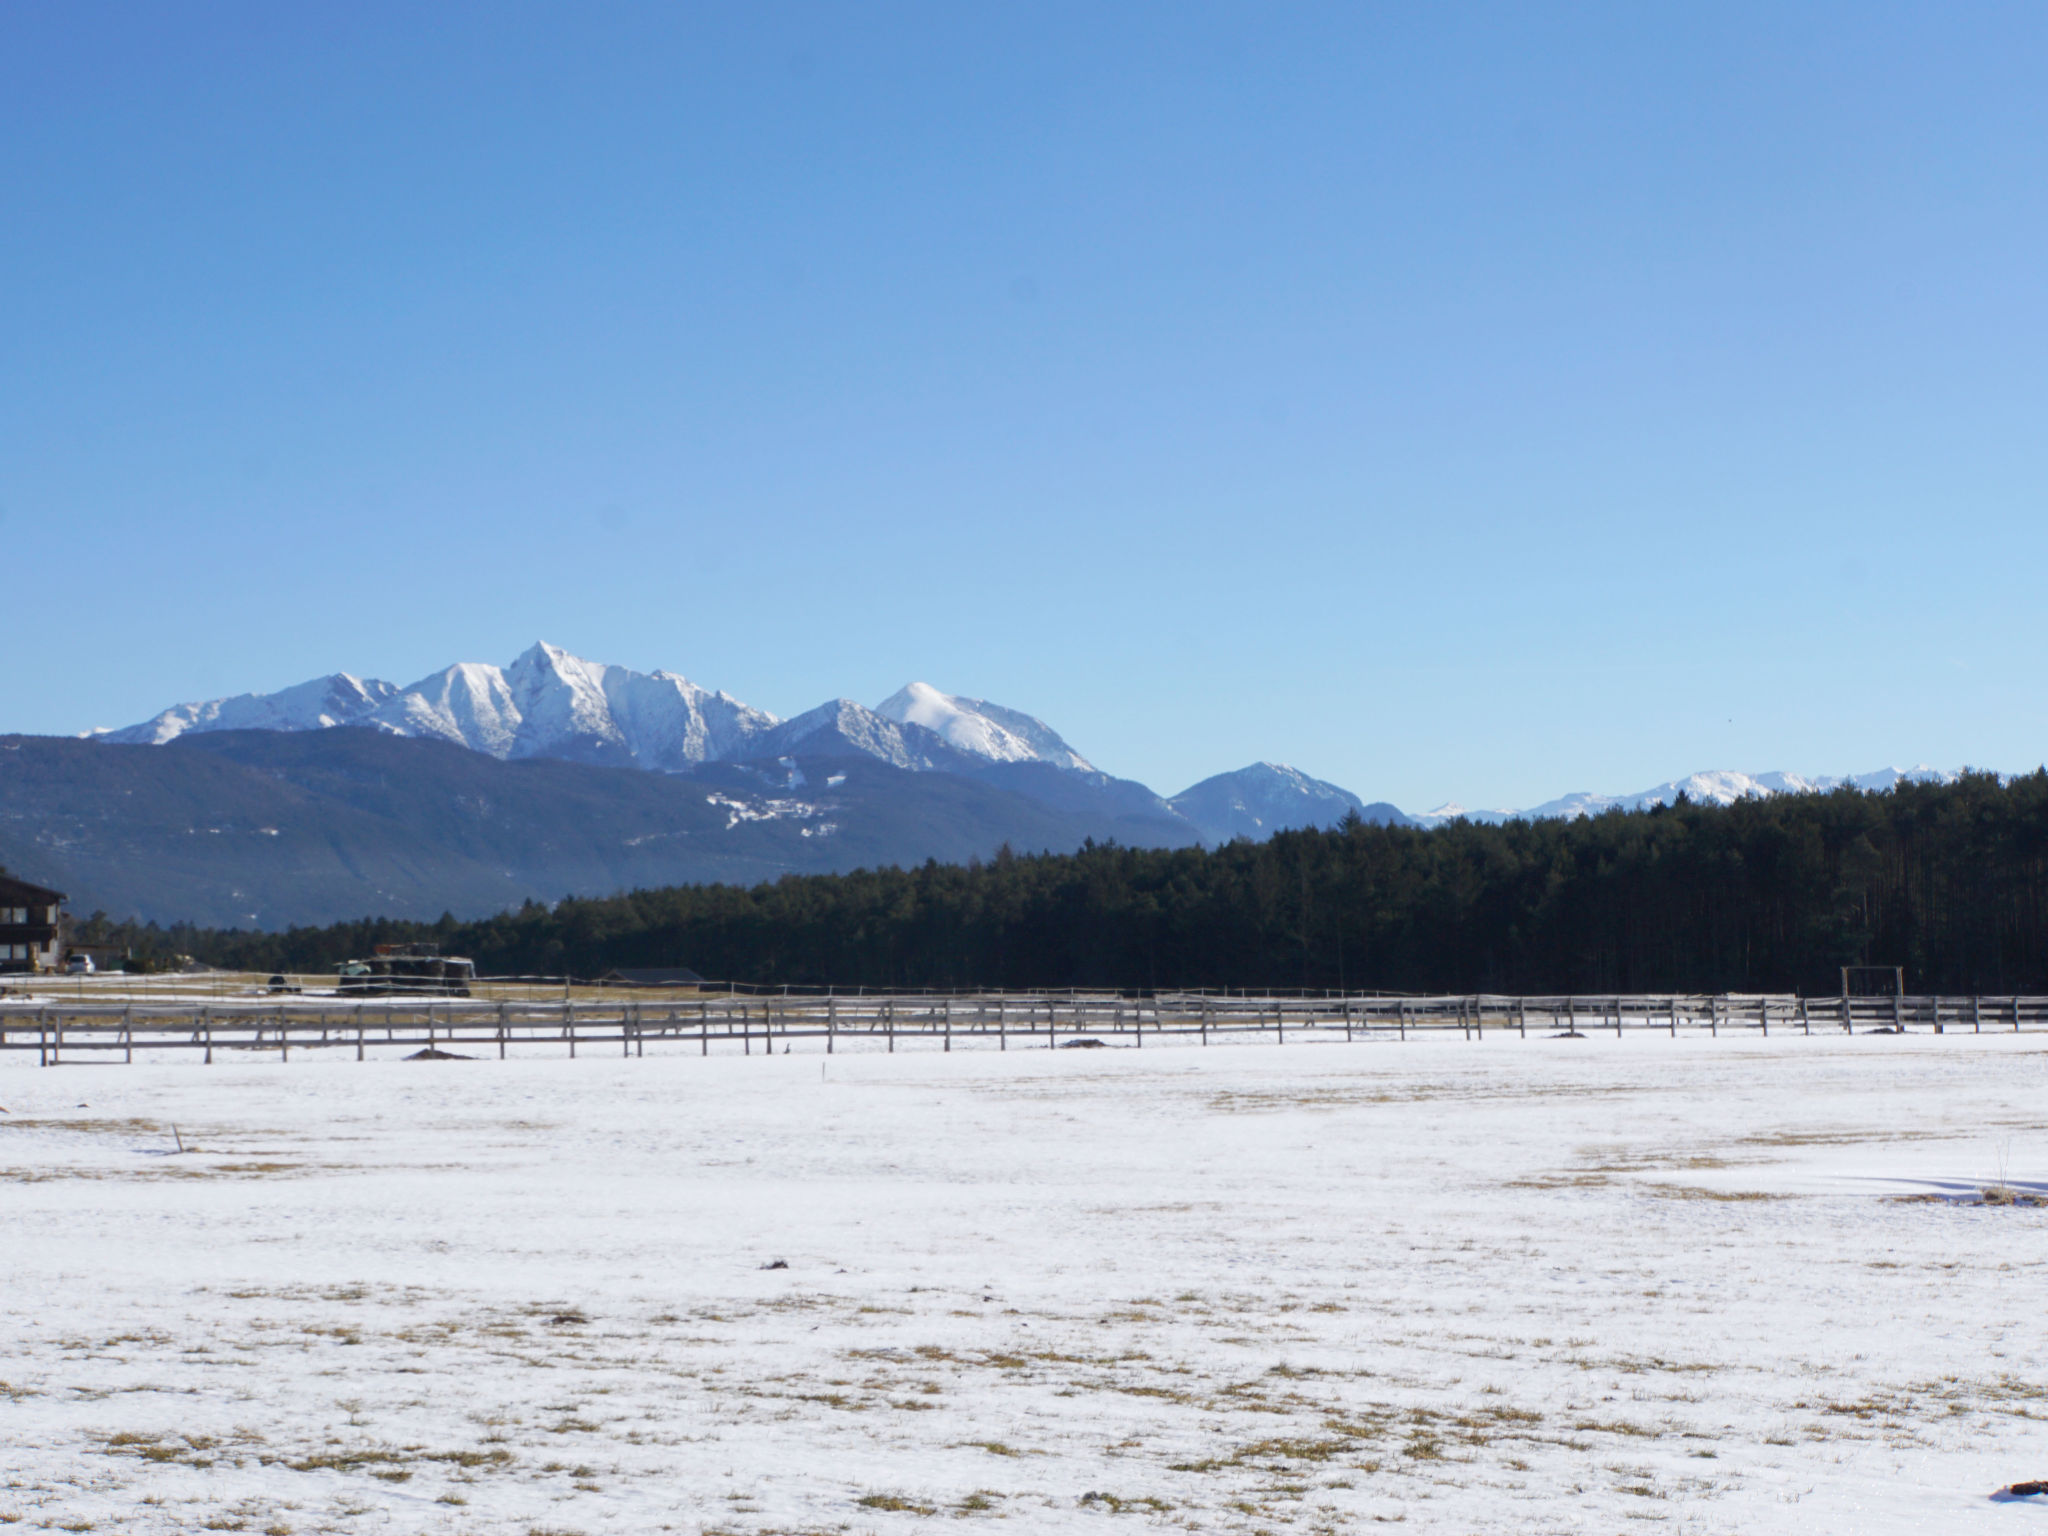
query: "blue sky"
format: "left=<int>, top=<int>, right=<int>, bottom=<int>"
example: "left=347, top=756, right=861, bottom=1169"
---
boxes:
left=5, top=2, right=2045, bottom=811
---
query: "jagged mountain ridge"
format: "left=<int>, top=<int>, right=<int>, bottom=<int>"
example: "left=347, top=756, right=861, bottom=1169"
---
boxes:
left=104, top=643, right=1090, bottom=780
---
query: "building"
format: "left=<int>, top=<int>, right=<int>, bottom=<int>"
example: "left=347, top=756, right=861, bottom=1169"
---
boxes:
left=0, top=875, right=65, bottom=974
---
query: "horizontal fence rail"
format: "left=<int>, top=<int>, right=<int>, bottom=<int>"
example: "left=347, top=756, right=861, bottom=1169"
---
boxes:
left=2, top=982, right=2045, bottom=1065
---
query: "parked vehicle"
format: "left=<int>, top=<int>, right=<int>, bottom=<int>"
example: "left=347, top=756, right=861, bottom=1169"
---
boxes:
left=64, top=953, right=94, bottom=974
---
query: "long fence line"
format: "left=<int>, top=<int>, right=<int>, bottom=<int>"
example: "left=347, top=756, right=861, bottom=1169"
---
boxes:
left=4, top=986, right=2047, bottom=1065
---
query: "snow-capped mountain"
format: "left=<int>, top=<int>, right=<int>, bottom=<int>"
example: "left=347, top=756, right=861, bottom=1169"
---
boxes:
left=371, top=644, right=778, bottom=770
left=106, top=673, right=399, bottom=744
left=753, top=699, right=960, bottom=773
left=102, top=645, right=1091, bottom=781
left=1413, top=766, right=1959, bottom=826
left=875, top=683, right=1094, bottom=771
left=1169, top=763, right=1412, bottom=843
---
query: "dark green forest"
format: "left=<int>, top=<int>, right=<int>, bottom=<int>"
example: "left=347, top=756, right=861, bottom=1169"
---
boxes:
left=68, top=771, right=2048, bottom=994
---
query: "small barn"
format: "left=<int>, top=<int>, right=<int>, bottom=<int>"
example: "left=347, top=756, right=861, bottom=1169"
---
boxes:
left=0, top=874, right=65, bottom=974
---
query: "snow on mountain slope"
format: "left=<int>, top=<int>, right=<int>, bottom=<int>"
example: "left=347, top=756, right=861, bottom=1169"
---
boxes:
left=1171, top=762, right=1407, bottom=843
left=107, top=654, right=1099, bottom=785
left=753, top=700, right=960, bottom=772
left=111, top=644, right=780, bottom=770
left=875, top=683, right=1094, bottom=771
left=1413, top=765, right=1958, bottom=826
left=102, top=673, right=399, bottom=745
left=371, top=661, right=526, bottom=758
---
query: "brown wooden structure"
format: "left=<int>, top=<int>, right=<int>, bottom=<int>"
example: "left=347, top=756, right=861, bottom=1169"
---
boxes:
left=0, top=874, right=64, bottom=974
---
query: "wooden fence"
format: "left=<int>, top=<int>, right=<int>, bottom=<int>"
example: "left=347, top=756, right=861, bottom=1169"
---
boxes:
left=3, top=987, right=2046, bottom=1065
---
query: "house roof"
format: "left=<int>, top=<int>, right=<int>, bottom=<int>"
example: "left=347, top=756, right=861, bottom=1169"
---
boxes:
left=0, top=873, right=65, bottom=904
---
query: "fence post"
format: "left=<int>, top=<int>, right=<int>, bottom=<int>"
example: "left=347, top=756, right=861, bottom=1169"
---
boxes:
left=568, top=999, right=576, bottom=1059
left=1519, top=998, right=1528, bottom=1039
left=1799, top=996, right=1810, bottom=1036
left=944, top=998, right=951, bottom=1054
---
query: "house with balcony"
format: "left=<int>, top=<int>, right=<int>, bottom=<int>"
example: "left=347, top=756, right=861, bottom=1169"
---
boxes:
left=0, top=874, right=65, bottom=973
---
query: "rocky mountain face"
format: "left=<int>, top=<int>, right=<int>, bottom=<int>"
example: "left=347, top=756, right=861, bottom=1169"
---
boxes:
left=108, top=643, right=780, bottom=772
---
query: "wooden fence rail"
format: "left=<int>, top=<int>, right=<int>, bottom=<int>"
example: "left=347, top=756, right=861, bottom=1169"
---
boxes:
left=3, top=990, right=2044, bottom=1065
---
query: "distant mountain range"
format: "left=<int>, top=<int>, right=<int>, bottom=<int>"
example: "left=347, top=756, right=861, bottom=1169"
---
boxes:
left=1, top=641, right=1964, bottom=927
left=96, top=642, right=1403, bottom=844
left=1412, top=766, right=1957, bottom=825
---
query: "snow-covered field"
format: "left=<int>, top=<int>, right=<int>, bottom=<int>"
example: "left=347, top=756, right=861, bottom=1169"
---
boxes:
left=5, top=1033, right=2047, bottom=1533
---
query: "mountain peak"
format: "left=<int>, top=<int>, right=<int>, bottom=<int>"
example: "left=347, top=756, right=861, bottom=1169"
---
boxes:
left=1170, top=762, right=1409, bottom=842
left=874, top=683, right=1093, bottom=772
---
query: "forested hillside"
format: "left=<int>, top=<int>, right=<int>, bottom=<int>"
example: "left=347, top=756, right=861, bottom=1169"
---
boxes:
left=76, top=771, right=2048, bottom=995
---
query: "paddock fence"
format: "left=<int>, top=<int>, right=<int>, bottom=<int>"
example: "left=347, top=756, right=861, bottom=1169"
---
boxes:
left=2, top=982, right=2045, bottom=1065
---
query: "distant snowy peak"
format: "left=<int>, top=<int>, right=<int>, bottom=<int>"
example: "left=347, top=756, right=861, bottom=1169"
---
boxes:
left=368, top=643, right=783, bottom=771
left=103, top=673, right=399, bottom=745
left=1414, top=765, right=1959, bottom=826
left=110, top=643, right=782, bottom=772
left=755, top=699, right=958, bottom=772
left=1170, top=762, right=1410, bottom=843
left=874, top=683, right=1094, bottom=772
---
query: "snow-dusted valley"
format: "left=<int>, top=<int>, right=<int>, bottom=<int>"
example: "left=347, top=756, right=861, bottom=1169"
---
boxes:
left=5, top=1034, right=2046, bottom=1533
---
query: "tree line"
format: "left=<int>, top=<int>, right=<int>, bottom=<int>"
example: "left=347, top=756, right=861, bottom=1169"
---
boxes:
left=68, top=770, right=2048, bottom=994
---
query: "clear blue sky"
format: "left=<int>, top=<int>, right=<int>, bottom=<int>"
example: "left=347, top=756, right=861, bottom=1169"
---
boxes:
left=5, top=2, right=2045, bottom=811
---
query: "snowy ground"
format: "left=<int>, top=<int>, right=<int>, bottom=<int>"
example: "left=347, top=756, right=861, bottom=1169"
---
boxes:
left=4, top=1033, right=2048, bottom=1534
